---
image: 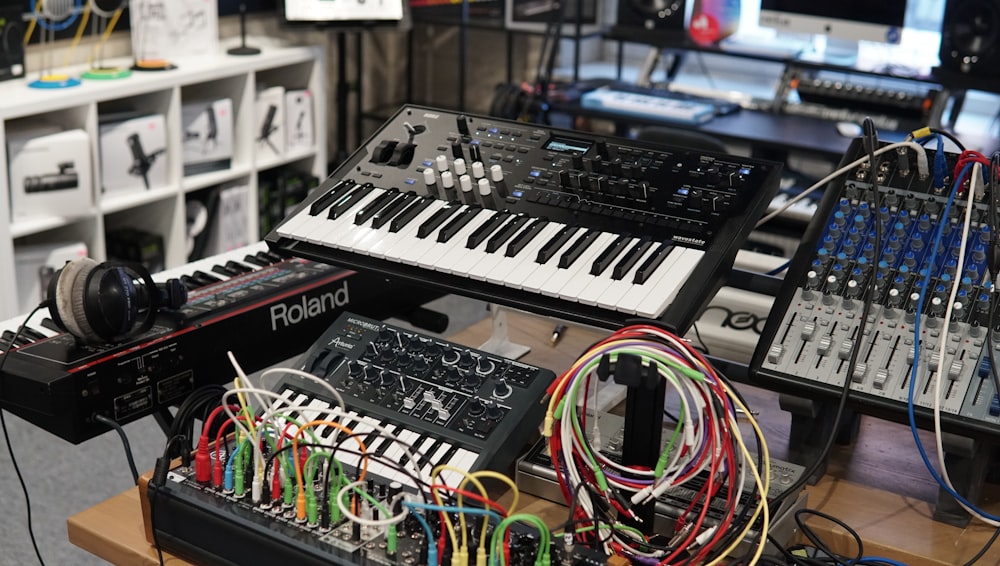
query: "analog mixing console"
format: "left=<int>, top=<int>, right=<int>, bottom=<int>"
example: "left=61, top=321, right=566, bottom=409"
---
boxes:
left=146, top=312, right=558, bottom=565
left=751, top=139, right=1000, bottom=438
left=266, top=105, right=781, bottom=331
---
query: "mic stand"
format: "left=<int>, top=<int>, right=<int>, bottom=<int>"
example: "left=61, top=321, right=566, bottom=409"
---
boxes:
left=228, top=3, right=261, bottom=56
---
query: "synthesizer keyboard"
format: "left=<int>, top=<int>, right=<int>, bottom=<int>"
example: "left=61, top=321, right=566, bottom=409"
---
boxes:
left=751, top=139, right=1000, bottom=439
left=0, top=243, right=433, bottom=443
left=147, top=312, right=557, bottom=565
left=267, top=105, right=781, bottom=331
left=580, top=86, right=718, bottom=125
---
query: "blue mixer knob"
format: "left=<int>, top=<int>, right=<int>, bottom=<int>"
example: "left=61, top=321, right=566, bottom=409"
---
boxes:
left=918, top=214, right=931, bottom=232
left=973, top=244, right=986, bottom=262
left=833, top=211, right=847, bottom=226
left=911, top=233, right=924, bottom=251
left=888, top=235, right=902, bottom=251
left=980, top=226, right=991, bottom=244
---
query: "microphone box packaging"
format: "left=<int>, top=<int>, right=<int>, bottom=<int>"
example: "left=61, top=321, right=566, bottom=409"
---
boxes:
left=285, top=89, right=314, bottom=153
left=8, top=126, right=92, bottom=221
left=14, top=241, right=88, bottom=313
left=255, top=86, right=286, bottom=163
left=182, top=97, right=234, bottom=175
left=99, top=113, right=169, bottom=196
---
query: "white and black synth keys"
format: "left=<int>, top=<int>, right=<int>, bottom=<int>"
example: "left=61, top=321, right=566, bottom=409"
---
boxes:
left=268, top=105, right=781, bottom=331
left=266, top=311, right=556, bottom=490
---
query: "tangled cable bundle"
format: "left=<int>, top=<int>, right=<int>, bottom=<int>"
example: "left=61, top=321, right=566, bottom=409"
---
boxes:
left=544, top=324, right=770, bottom=565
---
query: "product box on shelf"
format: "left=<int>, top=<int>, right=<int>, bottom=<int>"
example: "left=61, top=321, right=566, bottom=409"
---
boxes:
left=255, top=86, right=285, bottom=162
left=99, top=114, right=169, bottom=195
left=182, top=97, right=234, bottom=175
left=106, top=226, right=166, bottom=273
left=8, top=126, right=93, bottom=221
left=14, top=241, right=88, bottom=314
left=205, top=182, right=250, bottom=256
left=284, top=89, right=314, bottom=153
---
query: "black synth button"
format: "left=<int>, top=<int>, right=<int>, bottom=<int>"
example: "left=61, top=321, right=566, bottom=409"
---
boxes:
left=329, top=184, right=375, bottom=220
left=225, top=260, right=254, bottom=274
left=634, top=242, right=675, bottom=284
left=308, top=179, right=354, bottom=215
left=470, top=144, right=483, bottom=162
left=192, top=270, right=222, bottom=285
left=243, top=253, right=269, bottom=267
left=536, top=225, right=580, bottom=264
left=485, top=214, right=529, bottom=253
left=437, top=206, right=480, bottom=243
left=389, top=195, right=435, bottom=232
left=557, top=230, right=600, bottom=269
left=212, top=264, right=240, bottom=277
left=354, top=188, right=399, bottom=225
left=417, top=203, right=463, bottom=239
left=180, top=275, right=203, bottom=290
left=590, top=235, right=632, bottom=276
left=505, top=218, right=548, bottom=257
left=466, top=211, right=510, bottom=249
left=452, top=141, right=464, bottom=159
left=613, top=239, right=653, bottom=280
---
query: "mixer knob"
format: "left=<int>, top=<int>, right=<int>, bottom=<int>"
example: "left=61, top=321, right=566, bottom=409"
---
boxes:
left=559, top=169, right=572, bottom=187
left=396, top=352, right=413, bottom=368
left=380, top=372, right=396, bottom=387
left=424, top=342, right=443, bottom=358
left=472, top=161, right=486, bottom=179
left=364, top=366, right=381, bottom=384
left=610, top=158, right=623, bottom=176
left=452, top=141, right=465, bottom=159
left=596, top=138, right=610, bottom=159
left=492, top=378, right=513, bottom=399
left=411, top=359, right=429, bottom=374
left=454, top=157, right=468, bottom=176
left=457, top=115, right=470, bottom=136
left=469, top=143, right=483, bottom=163
left=571, top=152, right=584, bottom=170
left=436, top=154, right=449, bottom=172
left=423, top=168, right=437, bottom=186
left=817, top=335, right=832, bottom=355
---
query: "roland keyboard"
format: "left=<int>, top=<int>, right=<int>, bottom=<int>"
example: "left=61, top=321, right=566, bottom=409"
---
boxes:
left=0, top=243, right=435, bottom=443
left=267, top=105, right=781, bottom=331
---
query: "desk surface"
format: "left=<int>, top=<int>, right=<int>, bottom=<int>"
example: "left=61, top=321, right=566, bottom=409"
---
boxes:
left=68, top=311, right=1000, bottom=565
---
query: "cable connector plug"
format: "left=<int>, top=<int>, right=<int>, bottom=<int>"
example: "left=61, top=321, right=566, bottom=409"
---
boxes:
left=251, top=476, right=263, bottom=504
left=543, top=414, right=554, bottom=437
left=694, top=525, right=719, bottom=548
left=194, top=435, right=211, bottom=484
left=630, top=484, right=655, bottom=506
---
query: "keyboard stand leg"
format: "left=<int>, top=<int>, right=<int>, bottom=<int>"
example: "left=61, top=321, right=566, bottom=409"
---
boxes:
left=478, top=303, right=531, bottom=360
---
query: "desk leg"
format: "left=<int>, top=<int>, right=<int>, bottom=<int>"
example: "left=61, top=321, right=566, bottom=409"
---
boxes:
left=778, top=394, right=859, bottom=484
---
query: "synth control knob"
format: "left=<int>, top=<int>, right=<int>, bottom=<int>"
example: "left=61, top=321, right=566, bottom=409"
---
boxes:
left=348, top=362, right=364, bottom=378
left=472, top=161, right=486, bottom=179
left=454, top=158, right=468, bottom=176
left=396, top=352, right=413, bottom=369
left=423, top=168, right=437, bottom=186
left=596, top=138, right=610, bottom=159
left=411, top=359, right=429, bottom=374
left=458, top=351, right=475, bottom=369
left=457, top=115, right=470, bottom=136
left=442, top=348, right=461, bottom=365
left=424, top=342, right=443, bottom=358
left=463, top=373, right=482, bottom=389
left=380, top=372, right=396, bottom=387
left=364, top=366, right=381, bottom=384
left=486, top=402, right=504, bottom=421
left=492, top=378, right=512, bottom=399
left=476, top=357, right=497, bottom=375
left=377, top=329, right=396, bottom=344
left=467, top=398, right=486, bottom=417
left=571, top=152, right=584, bottom=170
left=452, top=141, right=464, bottom=159
left=436, top=154, right=449, bottom=173
left=379, top=349, right=397, bottom=365
left=442, top=367, right=462, bottom=385
left=470, top=143, right=483, bottom=163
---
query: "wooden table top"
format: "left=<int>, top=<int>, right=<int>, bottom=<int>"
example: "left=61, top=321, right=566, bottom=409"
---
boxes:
left=67, top=310, right=1000, bottom=565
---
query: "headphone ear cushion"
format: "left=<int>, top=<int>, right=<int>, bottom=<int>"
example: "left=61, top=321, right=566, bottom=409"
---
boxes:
left=71, top=259, right=105, bottom=343
left=52, top=257, right=100, bottom=342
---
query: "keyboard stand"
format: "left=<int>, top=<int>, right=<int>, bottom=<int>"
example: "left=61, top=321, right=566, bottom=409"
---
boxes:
left=478, top=303, right=531, bottom=360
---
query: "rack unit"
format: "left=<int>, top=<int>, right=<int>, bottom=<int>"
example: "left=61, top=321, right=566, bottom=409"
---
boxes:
left=0, top=45, right=326, bottom=320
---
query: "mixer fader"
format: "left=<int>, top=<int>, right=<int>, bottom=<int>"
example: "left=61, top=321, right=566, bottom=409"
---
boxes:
left=752, top=139, right=1000, bottom=437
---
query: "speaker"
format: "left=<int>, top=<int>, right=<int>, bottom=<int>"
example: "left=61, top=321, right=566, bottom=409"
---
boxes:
left=615, top=0, right=687, bottom=33
left=939, top=0, right=1000, bottom=76
left=0, top=6, right=25, bottom=82
left=46, top=259, right=187, bottom=344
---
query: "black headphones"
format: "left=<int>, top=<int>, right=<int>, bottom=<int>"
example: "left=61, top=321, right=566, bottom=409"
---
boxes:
left=46, top=258, right=188, bottom=344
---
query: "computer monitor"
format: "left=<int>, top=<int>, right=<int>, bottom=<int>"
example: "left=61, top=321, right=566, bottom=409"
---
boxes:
left=281, top=0, right=407, bottom=26
left=759, top=0, right=908, bottom=45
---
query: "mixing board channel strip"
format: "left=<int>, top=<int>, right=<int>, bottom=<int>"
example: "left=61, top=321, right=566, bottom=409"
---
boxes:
left=267, top=105, right=781, bottom=332
left=751, top=139, right=1000, bottom=438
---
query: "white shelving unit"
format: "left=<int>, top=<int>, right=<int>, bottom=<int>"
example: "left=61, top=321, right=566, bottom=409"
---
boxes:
left=0, top=45, right=327, bottom=319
